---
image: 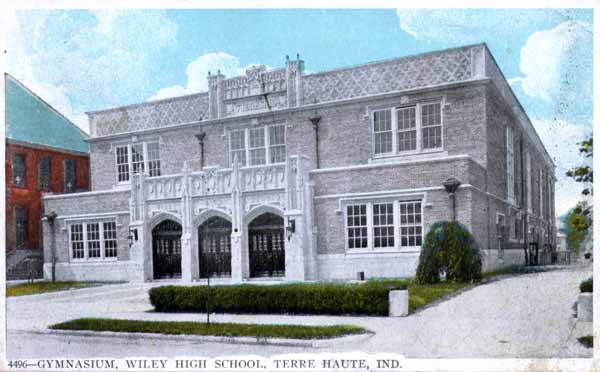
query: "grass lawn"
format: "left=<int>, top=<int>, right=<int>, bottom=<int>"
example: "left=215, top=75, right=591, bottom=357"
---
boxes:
left=406, top=281, right=470, bottom=313
left=578, top=335, right=593, bottom=348
left=49, top=318, right=367, bottom=339
left=7, top=281, right=99, bottom=297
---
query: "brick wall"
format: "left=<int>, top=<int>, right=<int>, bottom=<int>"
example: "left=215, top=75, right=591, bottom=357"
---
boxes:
left=6, top=142, right=89, bottom=253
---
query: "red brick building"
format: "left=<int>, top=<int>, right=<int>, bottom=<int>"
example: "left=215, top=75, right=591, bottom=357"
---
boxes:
left=5, top=74, right=90, bottom=279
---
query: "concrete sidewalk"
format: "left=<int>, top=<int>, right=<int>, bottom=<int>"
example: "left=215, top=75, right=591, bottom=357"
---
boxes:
left=7, top=266, right=593, bottom=358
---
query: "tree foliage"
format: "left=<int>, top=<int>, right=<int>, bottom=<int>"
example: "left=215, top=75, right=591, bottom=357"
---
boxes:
left=415, top=221, right=482, bottom=284
left=566, top=137, right=593, bottom=196
left=565, top=202, right=591, bottom=255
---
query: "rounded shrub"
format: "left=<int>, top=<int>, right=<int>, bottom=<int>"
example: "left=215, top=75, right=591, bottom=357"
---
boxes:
left=415, top=221, right=482, bottom=284
left=580, top=277, right=593, bottom=293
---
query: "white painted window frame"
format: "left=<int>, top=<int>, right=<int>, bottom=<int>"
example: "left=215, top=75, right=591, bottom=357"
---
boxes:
left=69, top=220, right=118, bottom=262
left=115, top=141, right=161, bottom=185
left=344, top=199, right=423, bottom=253
left=372, top=101, right=444, bottom=158
left=228, top=124, right=286, bottom=168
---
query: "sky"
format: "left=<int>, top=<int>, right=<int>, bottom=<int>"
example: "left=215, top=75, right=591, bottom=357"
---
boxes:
left=3, top=8, right=594, bottom=216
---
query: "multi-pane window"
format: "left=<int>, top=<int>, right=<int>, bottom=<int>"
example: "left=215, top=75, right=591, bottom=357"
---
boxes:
left=103, top=222, right=118, bottom=258
left=12, top=153, right=26, bottom=187
left=421, top=103, right=442, bottom=149
left=87, top=223, right=101, bottom=258
left=64, top=159, right=77, bottom=193
left=116, top=145, right=130, bottom=182
left=346, top=205, right=368, bottom=249
left=526, top=152, right=532, bottom=212
left=373, top=110, right=393, bottom=154
left=373, top=203, right=394, bottom=248
left=249, top=128, right=266, bottom=166
left=70, top=221, right=118, bottom=260
left=71, top=224, right=85, bottom=259
left=506, top=126, right=515, bottom=203
left=38, top=156, right=51, bottom=191
left=397, top=107, right=417, bottom=152
left=229, top=130, right=246, bottom=166
left=269, top=125, right=286, bottom=163
left=131, top=143, right=145, bottom=175
left=115, top=141, right=161, bottom=183
left=345, top=200, right=423, bottom=251
left=373, top=102, right=442, bottom=156
left=399, top=201, right=422, bottom=248
left=228, top=125, right=286, bottom=167
left=14, top=206, right=28, bottom=249
left=539, top=168, right=544, bottom=216
left=147, top=142, right=161, bottom=177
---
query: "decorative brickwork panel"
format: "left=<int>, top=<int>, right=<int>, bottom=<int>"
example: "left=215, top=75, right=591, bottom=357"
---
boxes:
left=303, top=48, right=474, bottom=104
left=92, top=93, right=209, bottom=137
left=225, top=93, right=287, bottom=117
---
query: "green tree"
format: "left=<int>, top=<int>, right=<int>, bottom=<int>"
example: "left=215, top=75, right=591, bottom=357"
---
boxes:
left=565, top=203, right=590, bottom=255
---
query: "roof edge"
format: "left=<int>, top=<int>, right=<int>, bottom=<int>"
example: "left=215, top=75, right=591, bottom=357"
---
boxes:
left=5, top=73, right=90, bottom=138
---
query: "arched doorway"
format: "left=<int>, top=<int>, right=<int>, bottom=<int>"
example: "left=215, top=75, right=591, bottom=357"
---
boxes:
left=198, top=216, right=232, bottom=278
left=248, top=212, right=285, bottom=278
left=152, top=219, right=182, bottom=279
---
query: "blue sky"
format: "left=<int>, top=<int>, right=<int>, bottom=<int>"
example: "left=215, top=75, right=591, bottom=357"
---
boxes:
left=4, top=8, right=593, bottom=215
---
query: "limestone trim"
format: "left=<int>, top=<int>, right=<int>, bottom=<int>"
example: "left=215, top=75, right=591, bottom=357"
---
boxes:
left=310, top=154, right=475, bottom=175
left=42, top=188, right=129, bottom=200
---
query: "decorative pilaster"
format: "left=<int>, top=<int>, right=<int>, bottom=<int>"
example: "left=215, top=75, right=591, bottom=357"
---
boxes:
left=180, top=161, right=193, bottom=282
left=286, top=54, right=304, bottom=108
left=230, top=155, right=244, bottom=282
left=208, top=70, right=225, bottom=119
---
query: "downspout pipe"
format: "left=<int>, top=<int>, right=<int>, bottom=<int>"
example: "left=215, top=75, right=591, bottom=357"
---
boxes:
left=309, top=116, right=321, bottom=169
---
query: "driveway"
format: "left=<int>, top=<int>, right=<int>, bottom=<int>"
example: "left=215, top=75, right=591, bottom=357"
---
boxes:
left=6, top=266, right=592, bottom=358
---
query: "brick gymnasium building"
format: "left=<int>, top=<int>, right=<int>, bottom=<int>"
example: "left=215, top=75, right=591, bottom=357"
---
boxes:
left=42, top=44, right=556, bottom=283
left=5, top=74, right=89, bottom=279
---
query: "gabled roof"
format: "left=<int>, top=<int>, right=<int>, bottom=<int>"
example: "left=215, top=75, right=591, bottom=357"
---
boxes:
left=5, top=73, right=89, bottom=154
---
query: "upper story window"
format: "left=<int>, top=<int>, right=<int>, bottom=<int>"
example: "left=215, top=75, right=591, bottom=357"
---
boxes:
left=115, top=141, right=161, bottom=184
left=12, top=153, right=26, bottom=187
left=70, top=221, right=118, bottom=261
left=38, top=156, right=51, bottom=191
left=539, top=168, right=544, bottom=217
left=64, top=159, right=77, bottom=193
left=228, top=125, right=286, bottom=167
left=525, top=151, right=532, bottom=213
left=345, top=199, right=422, bottom=252
left=506, top=126, right=515, bottom=204
left=372, top=102, right=442, bottom=157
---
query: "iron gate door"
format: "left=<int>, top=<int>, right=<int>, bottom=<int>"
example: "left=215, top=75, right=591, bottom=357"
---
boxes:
left=152, top=220, right=182, bottom=279
left=198, top=216, right=232, bottom=278
left=248, top=213, right=285, bottom=278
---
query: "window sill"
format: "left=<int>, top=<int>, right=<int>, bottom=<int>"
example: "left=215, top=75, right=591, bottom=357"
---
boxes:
left=371, top=149, right=448, bottom=163
left=70, top=258, right=119, bottom=263
left=345, top=247, right=420, bottom=255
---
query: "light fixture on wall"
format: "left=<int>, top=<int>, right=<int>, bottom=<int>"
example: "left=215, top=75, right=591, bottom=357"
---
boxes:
left=128, top=227, right=138, bottom=248
left=286, top=219, right=296, bottom=241
left=443, top=177, right=461, bottom=221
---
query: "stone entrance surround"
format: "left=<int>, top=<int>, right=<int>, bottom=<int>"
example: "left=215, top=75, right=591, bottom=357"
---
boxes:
left=43, top=155, right=316, bottom=283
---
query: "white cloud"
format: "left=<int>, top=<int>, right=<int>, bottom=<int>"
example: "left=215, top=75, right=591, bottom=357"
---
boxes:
left=4, top=9, right=179, bottom=133
left=148, top=53, right=267, bottom=101
left=510, top=21, right=592, bottom=102
left=531, top=118, right=591, bottom=215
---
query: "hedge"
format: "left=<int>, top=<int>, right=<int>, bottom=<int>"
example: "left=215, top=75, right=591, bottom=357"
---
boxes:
left=149, top=281, right=407, bottom=316
left=580, top=277, right=593, bottom=293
